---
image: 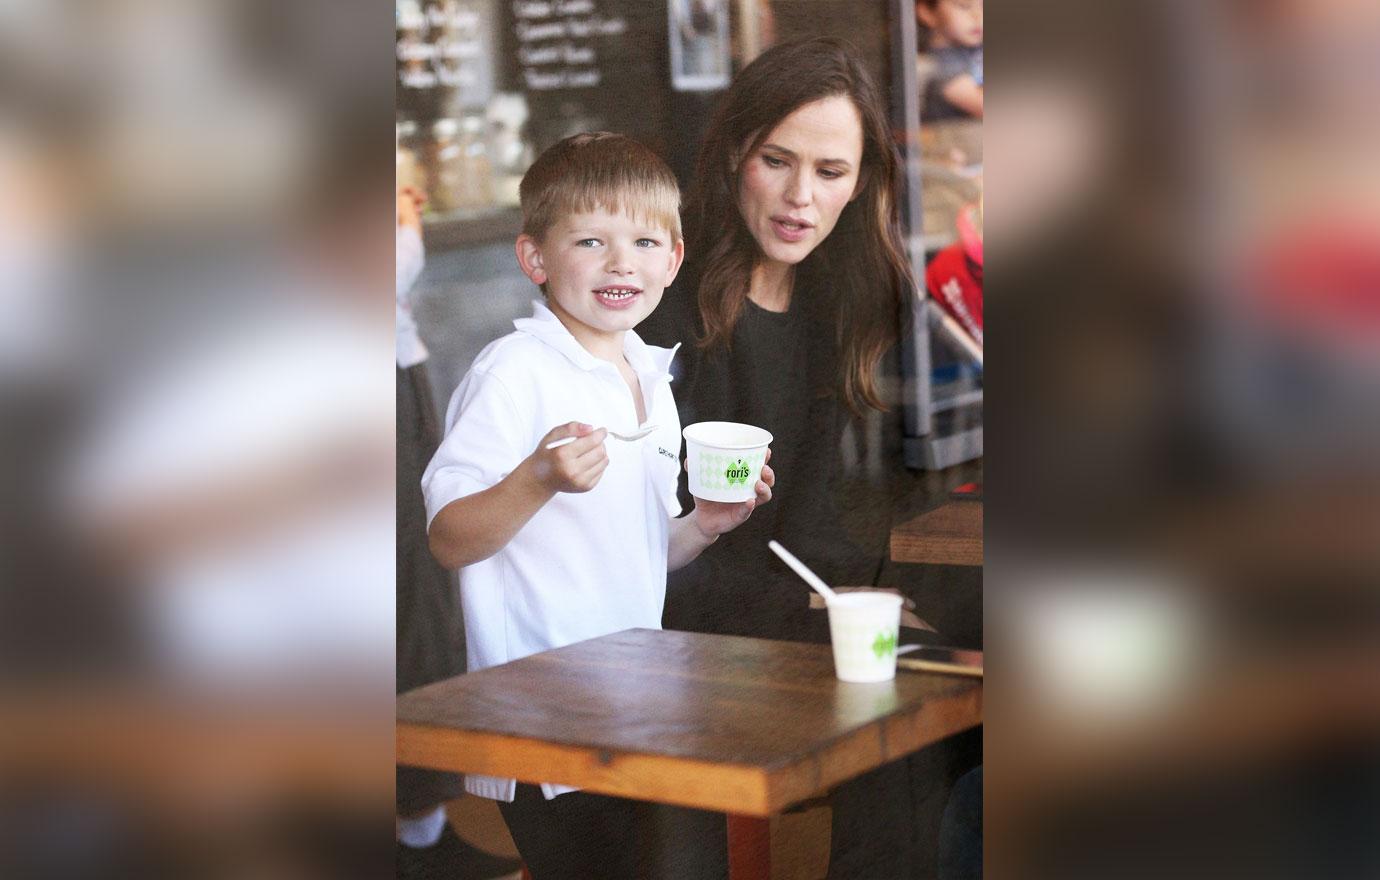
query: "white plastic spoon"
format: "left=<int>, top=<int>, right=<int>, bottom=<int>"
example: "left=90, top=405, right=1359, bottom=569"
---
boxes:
left=545, top=424, right=659, bottom=450
left=767, top=540, right=838, bottom=604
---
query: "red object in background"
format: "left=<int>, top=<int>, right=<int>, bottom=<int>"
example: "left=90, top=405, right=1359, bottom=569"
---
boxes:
left=950, top=482, right=982, bottom=500
left=927, top=243, right=984, bottom=346
left=1252, top=226, right=1380, bottom=342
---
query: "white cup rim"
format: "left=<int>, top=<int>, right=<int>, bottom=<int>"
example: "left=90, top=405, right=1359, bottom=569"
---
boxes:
left=682, top=421, right=773, bottom=450
left=826, top=592, right=904, bottom=609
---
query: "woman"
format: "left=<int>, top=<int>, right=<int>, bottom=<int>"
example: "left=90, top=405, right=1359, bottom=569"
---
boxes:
left=643, top=36, right=911, bottom=642
left=641, top=38, right=944, bottom=879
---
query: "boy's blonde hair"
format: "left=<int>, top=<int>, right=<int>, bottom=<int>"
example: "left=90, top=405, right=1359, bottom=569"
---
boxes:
left=519, top=132, right=682, bottom=242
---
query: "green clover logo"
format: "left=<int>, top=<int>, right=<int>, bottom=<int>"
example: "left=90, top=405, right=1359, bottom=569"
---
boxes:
left=871, top=631, right=897, bottom=660
left=725, top=458, right=751, bottom=487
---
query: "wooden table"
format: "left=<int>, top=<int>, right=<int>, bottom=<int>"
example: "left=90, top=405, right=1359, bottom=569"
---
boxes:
left=396, top=628, right=982, bottom=880
left=890, top=500, right=984, bottom=566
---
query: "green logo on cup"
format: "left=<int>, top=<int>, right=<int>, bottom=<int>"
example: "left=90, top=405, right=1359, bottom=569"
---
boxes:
left=871, top=631, right=897, bottom=660
left=724, top=459, right=751, bottom=487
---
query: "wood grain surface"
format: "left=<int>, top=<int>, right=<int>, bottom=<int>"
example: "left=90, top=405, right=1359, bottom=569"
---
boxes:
left=397, top=628, right=982, bottom=816
left=890, top=501, right=984, bottom=566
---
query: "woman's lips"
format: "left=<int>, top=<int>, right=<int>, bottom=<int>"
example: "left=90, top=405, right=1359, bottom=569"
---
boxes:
left=594, top=286, right=642, bottom=309
left=770, top=217, right=812, bottom=244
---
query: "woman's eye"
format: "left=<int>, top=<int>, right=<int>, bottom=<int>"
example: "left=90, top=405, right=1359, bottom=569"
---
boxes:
left=762, top=154, right=786, bottom=168
left=818, top=168, right=843, bottom=180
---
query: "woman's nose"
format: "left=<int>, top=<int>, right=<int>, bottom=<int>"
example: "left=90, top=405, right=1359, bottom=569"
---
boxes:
left=784, top=169, right=812, bottom=207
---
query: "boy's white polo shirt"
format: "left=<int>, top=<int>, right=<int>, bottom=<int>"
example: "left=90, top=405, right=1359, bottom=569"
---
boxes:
left=421, top=300, right=683, bottom=802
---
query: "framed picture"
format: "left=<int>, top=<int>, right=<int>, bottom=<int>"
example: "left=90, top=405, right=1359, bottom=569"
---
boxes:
left=668, top=0, right=731, bottom=92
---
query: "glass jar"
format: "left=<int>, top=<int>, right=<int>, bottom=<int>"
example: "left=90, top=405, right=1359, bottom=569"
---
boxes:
left=455, top=113, right=493, bottom=210
left=486, top=93, right=532, bottom=208
left=396, top=120, right=425, bottom=196
left=428, top=117, right=463, bottom=213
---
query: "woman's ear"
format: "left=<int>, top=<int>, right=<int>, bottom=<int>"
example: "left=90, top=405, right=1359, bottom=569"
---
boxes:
left=515, top=234, right=546, bottom=285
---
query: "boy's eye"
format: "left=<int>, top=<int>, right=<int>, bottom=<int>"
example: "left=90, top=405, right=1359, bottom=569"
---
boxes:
left=575, top=238, right=601, bottom=247
left=636, top=238, right=661, bottom=248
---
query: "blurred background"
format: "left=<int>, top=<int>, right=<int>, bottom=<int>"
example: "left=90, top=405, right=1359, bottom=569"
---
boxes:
left=1, top=0, right=1378, bottom=878
left=2, top=1, right=395, bottom=877
left=987, top=0, right=1380, bottom=877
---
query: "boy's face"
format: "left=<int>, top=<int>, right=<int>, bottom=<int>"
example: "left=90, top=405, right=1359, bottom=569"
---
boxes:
left=918, top=0, right=983, bottom=48
left=516, top=208, right=683, bottom=354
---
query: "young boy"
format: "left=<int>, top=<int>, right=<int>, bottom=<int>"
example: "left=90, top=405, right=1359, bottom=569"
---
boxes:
left=421, top=132, right=773, bottom=879
left=917, top=0, right=984, bottom=119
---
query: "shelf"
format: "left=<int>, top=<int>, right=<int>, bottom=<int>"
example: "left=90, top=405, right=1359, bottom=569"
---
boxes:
left=422, top=206, right=523, bottom=251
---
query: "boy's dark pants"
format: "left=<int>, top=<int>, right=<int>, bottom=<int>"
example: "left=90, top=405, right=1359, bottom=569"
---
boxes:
left=498, top=784, right=726, bottom=880
left=497, top=785, right=644, bottom=880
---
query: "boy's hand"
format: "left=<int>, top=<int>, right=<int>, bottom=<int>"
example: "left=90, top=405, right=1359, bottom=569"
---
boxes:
left=529, top=422, right=608, bottom=494
left=688, top=449, right=775, bottom=540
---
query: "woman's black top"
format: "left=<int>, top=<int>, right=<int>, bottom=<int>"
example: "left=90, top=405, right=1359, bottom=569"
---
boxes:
left=640, top=268, right=868, bottom=642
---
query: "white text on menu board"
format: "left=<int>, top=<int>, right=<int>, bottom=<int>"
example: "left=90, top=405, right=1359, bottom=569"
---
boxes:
left=512, top=0, right=628, bottom=91
left=398, top=3, right=484, bottom=90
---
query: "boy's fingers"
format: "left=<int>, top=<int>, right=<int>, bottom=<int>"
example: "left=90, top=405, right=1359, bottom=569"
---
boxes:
left=577, top=456, right=609, bottom=488
left=760, top=464, right=775, bottom=487
left=543, top=421, right=594, bottom=446
left=569, top=428, right=607, bottom=457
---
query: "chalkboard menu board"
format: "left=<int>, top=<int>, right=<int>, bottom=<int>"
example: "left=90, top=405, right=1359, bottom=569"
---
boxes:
left=498, top=0, right=673, bottom=157
left=397, top=0, right=497, bottom=120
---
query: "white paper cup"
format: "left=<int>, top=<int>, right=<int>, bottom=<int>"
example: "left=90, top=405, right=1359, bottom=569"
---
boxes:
left=826, top=592, right=904, bottom=683
left=683, top=421, right=772, bottom=503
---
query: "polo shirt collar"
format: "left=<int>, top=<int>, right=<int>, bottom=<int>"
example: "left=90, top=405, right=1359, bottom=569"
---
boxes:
left=513, top=299, right=678, bottom=380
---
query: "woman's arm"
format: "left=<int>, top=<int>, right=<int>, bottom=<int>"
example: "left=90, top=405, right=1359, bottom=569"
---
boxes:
left=941, top=73, right=984, bottom=118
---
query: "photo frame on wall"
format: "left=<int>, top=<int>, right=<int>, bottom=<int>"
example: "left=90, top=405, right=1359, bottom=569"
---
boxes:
left=668, top=0, right=731, bottom=91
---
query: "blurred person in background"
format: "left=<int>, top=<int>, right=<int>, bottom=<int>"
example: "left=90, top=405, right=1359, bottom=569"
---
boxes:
left=916, top=0, right=983, bottom=120
left=394, top=184, right=522, bottom=880
left=926, top=201, right=983, bottom=349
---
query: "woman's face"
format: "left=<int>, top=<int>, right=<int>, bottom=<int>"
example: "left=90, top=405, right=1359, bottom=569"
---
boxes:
left=736, top=95, right=865, bottom=271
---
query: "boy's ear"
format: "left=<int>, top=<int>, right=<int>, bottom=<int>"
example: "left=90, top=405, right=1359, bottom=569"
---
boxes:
left=515, top=233, right=547, bottom=286
left=664, top=238, right=686, bottom=287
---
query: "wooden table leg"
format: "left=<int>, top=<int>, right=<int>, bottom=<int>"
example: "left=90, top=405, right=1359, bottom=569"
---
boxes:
left=726, top=814, right=771, bottom=880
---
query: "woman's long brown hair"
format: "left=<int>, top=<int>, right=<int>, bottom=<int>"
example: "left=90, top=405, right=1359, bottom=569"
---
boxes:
left=685, top=37, right=913, bottom=413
